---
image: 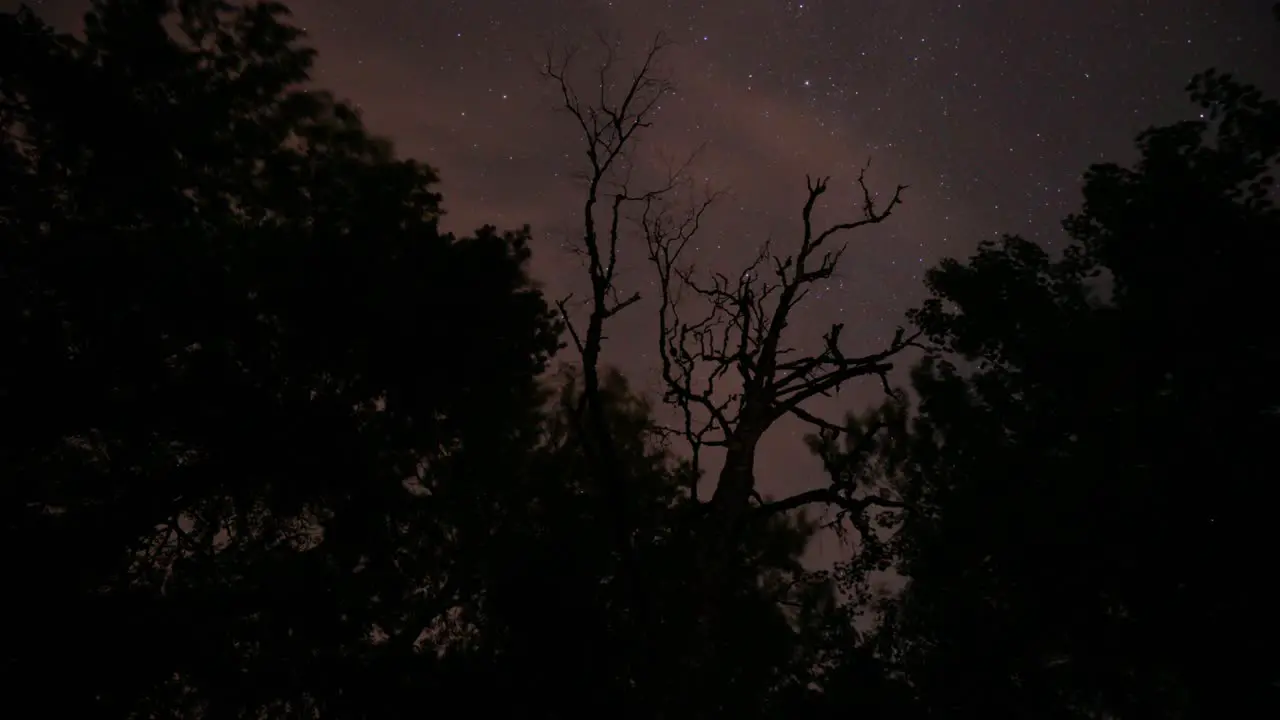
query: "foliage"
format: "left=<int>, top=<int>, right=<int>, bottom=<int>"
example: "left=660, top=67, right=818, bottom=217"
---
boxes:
left=872, top=61, right=1280, bottom=718
left=2, top=1, right=558, bottom=715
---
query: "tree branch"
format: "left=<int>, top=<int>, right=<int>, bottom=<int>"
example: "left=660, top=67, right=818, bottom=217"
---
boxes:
left=756, top=488, right=904, bottom=518
left=642, top=155, right=917, bottom=536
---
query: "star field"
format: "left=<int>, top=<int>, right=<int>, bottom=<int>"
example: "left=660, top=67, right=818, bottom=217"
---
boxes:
left=31, top=0, right=1280, bottom=543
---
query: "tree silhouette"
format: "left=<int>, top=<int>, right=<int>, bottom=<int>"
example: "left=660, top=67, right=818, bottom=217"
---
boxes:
left=24, top=2, right=1273, bottom=717
left=3, top=3, right=903, bottom=717
left=866, top=39, right=1280, bottom=719
left=540, top=35, right=920, bottom=696
left=469, top=365, right=879, bottom=717
left=2, top=1, right=559, bottom=715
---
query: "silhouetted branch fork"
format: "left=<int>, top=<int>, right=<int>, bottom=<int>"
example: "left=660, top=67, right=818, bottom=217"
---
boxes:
left=542, top=32, right=671, bottom=181
left=809, top=169, right=908, bottom=250
left=638, top=167, right=915, bottom=528
left=771, top=361, right=895, bottom=418
left=755, top=487, right=905, bottom=518
left=745, top=170, right=906, bottom=391
left=555, top=294, right=586, bottom=354
left=603, top=290, right=641, bottom=318
left=769, top=326, right=924, bottom=409
left=759, top=483, right=905, bottom=543
left=659, top=361, right=736, bottom=437
left=653, top=414, right=729, bottom=448
left=786, top=404, right=854, bottom=434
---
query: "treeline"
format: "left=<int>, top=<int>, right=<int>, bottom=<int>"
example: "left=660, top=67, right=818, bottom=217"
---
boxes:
left=2, top=2, right=1276, bottom=718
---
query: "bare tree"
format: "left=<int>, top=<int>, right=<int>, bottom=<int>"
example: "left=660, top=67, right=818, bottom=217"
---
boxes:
left=540, top=34, right=698, bottom=702
left=640, top=163, right=923, bottom=548
left=545, top=31, right=920, bottom=543
left=541, top=31, right=680, bottom=480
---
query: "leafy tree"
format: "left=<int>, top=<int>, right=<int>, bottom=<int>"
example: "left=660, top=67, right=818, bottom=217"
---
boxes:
left=1, top=1, right=559, bottom=716
left=868, top=44, right=1280, bottom=719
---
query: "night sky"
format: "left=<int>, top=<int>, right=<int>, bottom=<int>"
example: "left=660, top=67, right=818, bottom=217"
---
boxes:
left=29, top=0, right=1280, bottom=553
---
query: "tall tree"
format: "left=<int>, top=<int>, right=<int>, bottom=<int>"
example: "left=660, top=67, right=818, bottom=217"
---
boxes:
left=539, top=36, right=919, bottom=704
left=866, top=40, right=1280, bottom=719
left=1, top=1, right=559, bottom=716
left=470, top=365, right=866, bottom=717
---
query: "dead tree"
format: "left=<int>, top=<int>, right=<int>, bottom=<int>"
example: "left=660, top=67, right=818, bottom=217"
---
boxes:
left=543, top=32, right=922, bottom=656
left=540, top=32, right=708, bottom=528
left=641, top=165, right=921, bottom=551
left=540, top=34, right=693, bottom=702
left=542, top=32, right=931, bottom=696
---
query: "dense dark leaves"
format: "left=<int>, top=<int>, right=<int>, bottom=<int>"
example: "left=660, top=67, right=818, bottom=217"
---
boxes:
left=2, top=1, right=558, bottom=715
left=875, top=60, right=1280, bottom=718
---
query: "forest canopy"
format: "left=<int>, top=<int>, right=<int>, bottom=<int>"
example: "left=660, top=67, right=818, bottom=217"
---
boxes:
left=2, top=1, right=1276, bottom=718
